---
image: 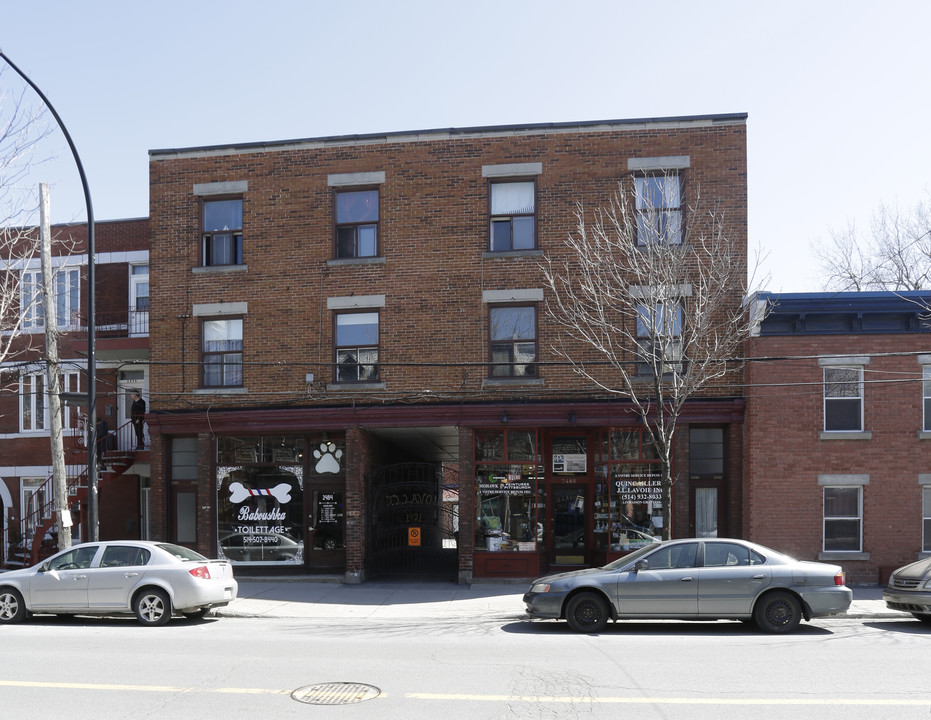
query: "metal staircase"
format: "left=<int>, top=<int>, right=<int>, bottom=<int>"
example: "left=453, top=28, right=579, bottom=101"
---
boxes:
left=1, top=420, right=144, bottom=569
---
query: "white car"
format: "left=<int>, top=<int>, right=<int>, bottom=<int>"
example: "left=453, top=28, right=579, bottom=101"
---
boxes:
left=0, top=540, right=238, bottom=626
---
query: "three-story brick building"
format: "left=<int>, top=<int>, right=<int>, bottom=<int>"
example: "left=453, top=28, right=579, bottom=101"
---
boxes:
left=146, top=114, right=749, bottom=581
left=0, top=218, right=150, bottom=566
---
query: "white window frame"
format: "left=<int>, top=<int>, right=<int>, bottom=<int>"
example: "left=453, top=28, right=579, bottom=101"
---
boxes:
left=20, top=372, right=46, bottom=432
left=20, top=370, right=82, bottom=433
left=21, top=267, right=80, bottom=331
left=634, top=173, right=683, bottom=246
left=921, top=476, right=931, bottom=554
left=823, top=365, right=864, bottom=432
left=923, top=365, right=931, bottom=432
left=822, top=484, right=863, bottom=553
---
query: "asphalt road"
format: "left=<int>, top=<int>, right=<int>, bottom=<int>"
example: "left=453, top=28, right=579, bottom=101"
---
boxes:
left=1, top=613, right=928, bottom=720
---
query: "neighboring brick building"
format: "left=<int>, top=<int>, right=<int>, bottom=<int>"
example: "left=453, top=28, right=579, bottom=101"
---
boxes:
left=146, top=114, right=749, bottom=582
left=0, top=218, right=150, bottom=566
left=745, top=291, right=931, bottom=584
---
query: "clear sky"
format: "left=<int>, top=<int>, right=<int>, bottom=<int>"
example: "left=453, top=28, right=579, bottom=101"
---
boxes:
left=2, top=0, right=929, bottom=292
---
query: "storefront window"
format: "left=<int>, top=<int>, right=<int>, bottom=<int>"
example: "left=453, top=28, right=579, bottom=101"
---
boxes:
left=594, top=428, right=662, bottom=552
left=216, top=436, right=305, bottom=564
left=475, top=429, right=541, bottom=552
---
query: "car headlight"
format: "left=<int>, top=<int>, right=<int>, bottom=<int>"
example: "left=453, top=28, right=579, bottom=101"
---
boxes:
left=530, top=583, right=551, bottom=594
left=923, top=578, right=931, bottom=590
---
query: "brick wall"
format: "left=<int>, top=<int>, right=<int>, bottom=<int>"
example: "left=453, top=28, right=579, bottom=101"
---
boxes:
left=746, top=333, right=931, bottom=583
left=148, top=120, right=748, bottom=412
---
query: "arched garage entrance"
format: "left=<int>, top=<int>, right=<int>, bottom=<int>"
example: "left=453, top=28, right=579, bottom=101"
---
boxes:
left=367, top=462, right=458, bottom=580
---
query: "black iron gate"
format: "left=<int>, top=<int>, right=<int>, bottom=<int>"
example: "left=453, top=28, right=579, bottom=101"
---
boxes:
left=367, top=462, right=459, bottom=580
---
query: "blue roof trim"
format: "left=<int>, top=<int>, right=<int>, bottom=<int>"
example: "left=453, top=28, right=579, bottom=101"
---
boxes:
left=754, top=291, right=931, bottom=336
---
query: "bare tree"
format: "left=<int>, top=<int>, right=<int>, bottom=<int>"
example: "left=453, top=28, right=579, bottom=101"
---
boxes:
left=0, top=66, right=51, bottom=348
left=812, top=195, right=931, bottom=291
left=543, top=174, right=756, bottom=539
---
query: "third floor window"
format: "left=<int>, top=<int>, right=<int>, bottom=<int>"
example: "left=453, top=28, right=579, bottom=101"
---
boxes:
left=335, top=189, right=379, bottom=259
left=202, top=198, right=243, bottom=266
left=489, top=180, right=536, bottom=251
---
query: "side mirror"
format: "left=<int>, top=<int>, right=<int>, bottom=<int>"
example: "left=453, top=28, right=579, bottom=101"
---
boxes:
left=38, top=562, right=50, bottom=573
left=634, top=559, right=649, bottom=573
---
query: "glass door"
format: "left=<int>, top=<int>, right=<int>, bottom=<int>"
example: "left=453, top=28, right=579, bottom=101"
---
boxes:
left=306, top=486, right=346, bottom=568
left=551, top=484, right=588, bottom=565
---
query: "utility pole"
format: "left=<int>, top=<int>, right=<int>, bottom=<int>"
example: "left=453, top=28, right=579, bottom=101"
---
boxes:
left=39, top=183, right=72, bottom=550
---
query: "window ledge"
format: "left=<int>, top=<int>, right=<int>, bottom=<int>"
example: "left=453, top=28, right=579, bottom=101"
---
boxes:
left=194, top=387, right=249, bottom=395
left=193, top=264, right=248, bottom=274
left=819, top=431, right=872, bottom=441
left=482, top=249, right=543, bottom=259
left=326, top=382, right=387, bottom=391
left=327, top=257, right=386, bottom=267
left=818, top=552, right=870, bottom=561
left=919, top=431, right=931, bottom=440
left=482, top=377, right=545, bottom=388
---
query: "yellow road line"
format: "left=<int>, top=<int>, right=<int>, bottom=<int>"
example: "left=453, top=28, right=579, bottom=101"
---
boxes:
left=0, top=680, right=288, bottom=695
left=407, top=693, right=928, bottom=706
left=0, top=681, right=926, bottom=707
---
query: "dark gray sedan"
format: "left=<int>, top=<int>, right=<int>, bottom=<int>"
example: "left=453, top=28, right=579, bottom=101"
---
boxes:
left=523, top=538, right=851, bottom=633
left=883, top=557, right=931, bottom=624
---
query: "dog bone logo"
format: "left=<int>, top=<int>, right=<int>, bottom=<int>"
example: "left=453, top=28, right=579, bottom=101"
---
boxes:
left=229, top=481, right=292, bottom=504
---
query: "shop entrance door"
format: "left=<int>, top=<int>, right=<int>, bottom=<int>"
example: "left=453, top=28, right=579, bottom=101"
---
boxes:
left=551, top=484, right=588, bottom=566
left=305, top=485, right=346, bottom=569
left=691, top=481, right=725, bottom=538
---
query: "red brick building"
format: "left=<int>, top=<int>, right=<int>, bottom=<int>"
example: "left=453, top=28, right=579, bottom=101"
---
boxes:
left=746, top=291, right=931, bottom=584
left=144, top=114, right=749, bottom=581
left=0, top=218, right=150, bottom=566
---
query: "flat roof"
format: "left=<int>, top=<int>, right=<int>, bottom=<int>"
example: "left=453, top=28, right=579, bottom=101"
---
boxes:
left=149, top=112, right=748, bottom=160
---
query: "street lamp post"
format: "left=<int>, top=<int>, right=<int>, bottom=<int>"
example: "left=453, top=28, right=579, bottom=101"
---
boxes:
left=0, top=50, right=99, bottom=541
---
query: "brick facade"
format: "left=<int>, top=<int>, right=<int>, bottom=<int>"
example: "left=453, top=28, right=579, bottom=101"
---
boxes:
left=746, top=292, right=931, bottom=584
left=145, top=115, right=748, bottom=581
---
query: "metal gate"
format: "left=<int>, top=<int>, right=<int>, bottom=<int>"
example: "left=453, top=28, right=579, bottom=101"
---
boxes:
left=367, top=462, right=459, bottom=579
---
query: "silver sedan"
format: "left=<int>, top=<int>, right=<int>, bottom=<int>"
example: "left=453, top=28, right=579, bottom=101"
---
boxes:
left=0, top=540, right=237, bottom=626
left=883, top=557, right=931, bottom=624
left=523, top=537, right=852, bottom=633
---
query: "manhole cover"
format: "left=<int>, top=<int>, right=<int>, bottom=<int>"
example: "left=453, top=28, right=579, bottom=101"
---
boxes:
left=291, top=682, right=381, bottom=705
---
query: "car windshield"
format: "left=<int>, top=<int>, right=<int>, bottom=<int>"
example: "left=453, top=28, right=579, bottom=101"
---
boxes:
left=157, top=543, right=208, bottom=562
left=603, top=543, right=657, bottom=570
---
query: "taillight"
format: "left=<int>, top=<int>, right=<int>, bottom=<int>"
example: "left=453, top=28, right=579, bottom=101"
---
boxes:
left=189, top=565, right=211, bottom=580
left=834, top=572, right=846, bottom=586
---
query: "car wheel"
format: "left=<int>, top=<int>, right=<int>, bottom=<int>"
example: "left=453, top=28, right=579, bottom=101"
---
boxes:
left=133, top=588, right=171, bottom=626
left=754, top=591, right=802, bottom=633
left=323, top=537, right=337, bottom=551
left=181, top=608, right=210, bottom=620
left=565, top=592, right=610, bottom=633
left=911, top=613, right=931, bottom=625
left=0, top=588, right=26, bottom=624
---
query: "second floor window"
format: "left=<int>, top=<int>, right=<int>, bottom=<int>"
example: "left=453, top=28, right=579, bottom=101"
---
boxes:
left=489, top=181, right=536, bottom=251
left=824, top=366, right=863, bottom=432
left=22, top=268, right=80, bottom=330
left=21, top=373, right=45, bottom=432
left=202, top=318, right=243, bottom=387
left=202, top=199, right=243, bottom=266
left=636, top=301, right=683, bottom=374
left=335, top=311, right=379, bottom=382
left=489, top=305, right=537, bottom=377
left=335, top=189, right=379, bottom=259
left=635, top=174, right=682, bottom=245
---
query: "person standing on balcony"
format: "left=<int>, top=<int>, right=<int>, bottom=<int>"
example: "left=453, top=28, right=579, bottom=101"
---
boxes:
left=131, top=391, right=146, bottom=450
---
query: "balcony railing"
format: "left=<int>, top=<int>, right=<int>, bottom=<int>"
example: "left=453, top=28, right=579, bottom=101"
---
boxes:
left=71, top=306, right=149, bottom=339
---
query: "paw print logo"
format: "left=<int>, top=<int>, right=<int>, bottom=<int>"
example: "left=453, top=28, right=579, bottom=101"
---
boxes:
left=314, top=442, right=343, bottom=474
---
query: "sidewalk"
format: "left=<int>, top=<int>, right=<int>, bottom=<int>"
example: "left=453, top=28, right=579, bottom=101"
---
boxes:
left=217, top=579, right=897, bottom=621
